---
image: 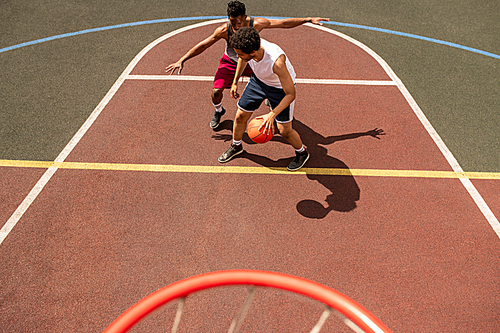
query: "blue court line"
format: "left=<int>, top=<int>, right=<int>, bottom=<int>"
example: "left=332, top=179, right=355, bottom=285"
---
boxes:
left=0, top=16, right=225, bottom=53
left=323, top=21, right=500, bottom=60
left=1, top=16, right=499, bottom=60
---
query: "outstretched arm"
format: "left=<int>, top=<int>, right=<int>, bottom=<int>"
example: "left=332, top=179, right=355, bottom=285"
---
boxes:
left=255, top=17, right=329, bottom=31
left=165, top=25, right=226, bottom=74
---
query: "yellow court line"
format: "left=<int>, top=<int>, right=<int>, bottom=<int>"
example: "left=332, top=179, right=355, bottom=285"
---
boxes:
left=1, top=159, right=499, bottom=180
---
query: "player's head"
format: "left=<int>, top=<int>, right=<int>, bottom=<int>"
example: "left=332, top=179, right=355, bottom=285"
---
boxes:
left=230, top=27, right=260, bottom=61
left=227, top=1, right=246, bottom=18
left=227, top=1, right=246, bottom=30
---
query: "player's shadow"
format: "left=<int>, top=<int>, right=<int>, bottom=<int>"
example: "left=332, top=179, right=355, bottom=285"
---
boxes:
left=212, top=119, right=385, bottom=219
left=212, top=119, right=234, bottom=132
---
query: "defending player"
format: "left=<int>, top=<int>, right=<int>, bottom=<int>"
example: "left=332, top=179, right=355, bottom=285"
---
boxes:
left=165, top=1, right=328, bottom=129
left=218, top=27, right=309, bottom=171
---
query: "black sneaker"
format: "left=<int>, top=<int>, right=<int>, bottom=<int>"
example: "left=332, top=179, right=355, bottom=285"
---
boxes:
left=287, top=149, right=309, bottom=171
left=218, top=143, right=243, bottom=163
left=210, top=107, right=226, bottom=129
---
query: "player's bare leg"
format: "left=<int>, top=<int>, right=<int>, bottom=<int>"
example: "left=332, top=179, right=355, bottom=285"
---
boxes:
left=232, top=108, right=252, bottom=141
left=278, top=122, right=309, bottom=171
left=210, top=88, right=226, bottom=129
left=212, top=88, right=224, bottom=105
left=218, top=108, right=251, bottom=163
left=277, top=122, right=303, bottom=149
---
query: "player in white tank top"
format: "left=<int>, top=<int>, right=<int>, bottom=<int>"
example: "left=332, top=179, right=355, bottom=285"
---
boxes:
left=247, top=39, right=296, bottom=88
left=218, top=27, right=310, bottom=171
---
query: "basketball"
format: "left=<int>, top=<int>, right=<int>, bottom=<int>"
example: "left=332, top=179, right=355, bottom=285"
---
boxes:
left=247, top=117, right=274, bottom=143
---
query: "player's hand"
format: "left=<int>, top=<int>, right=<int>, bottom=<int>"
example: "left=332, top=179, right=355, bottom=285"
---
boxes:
left=257, top=113, right=276, bottom=135
left=166, top=61, right=183, bottom=75
left=230, top=84, right=240, bottom=99
left=310, top=17, right=329, bottom=26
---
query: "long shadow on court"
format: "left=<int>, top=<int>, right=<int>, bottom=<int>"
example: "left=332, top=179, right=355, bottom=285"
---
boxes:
left=212, top=119, right=385, bottom=219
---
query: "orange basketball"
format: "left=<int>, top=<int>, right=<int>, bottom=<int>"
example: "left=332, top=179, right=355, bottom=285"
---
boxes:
left=247, top=117, right=274, bottom=143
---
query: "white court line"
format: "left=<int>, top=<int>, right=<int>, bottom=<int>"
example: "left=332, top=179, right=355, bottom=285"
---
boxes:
left=2, top=20, right=498, bottom=245
left=308, top=23, right=500, bottom=239
left=0, top=20, right=227, bottom=245
left=126, top=74, right=397, bottom=86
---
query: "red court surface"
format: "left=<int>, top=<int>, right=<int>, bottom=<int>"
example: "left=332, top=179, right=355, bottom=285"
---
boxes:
left=1, top=22, right=499, bottom=332
left=0, top=168, right=46, bottom=224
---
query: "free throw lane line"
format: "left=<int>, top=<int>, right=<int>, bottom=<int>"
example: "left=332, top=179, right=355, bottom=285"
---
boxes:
left=126, top=75, right=398, bottom=86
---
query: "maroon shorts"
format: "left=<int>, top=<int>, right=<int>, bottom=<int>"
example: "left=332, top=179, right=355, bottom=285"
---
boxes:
left=213, top=54, right=253, bottom=89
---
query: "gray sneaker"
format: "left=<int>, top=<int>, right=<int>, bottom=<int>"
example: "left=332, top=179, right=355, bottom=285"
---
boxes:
left=210, top=107, right=226, bottom=129
left=218, top=143, right=244, bottom=163
left=287, top=149, right=309, bottom=171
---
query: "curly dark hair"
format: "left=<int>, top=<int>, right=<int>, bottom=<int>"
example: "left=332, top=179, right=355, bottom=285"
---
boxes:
left=227, top=1, right=246, bottom=18
left=229, top=27, right=260, bottom=54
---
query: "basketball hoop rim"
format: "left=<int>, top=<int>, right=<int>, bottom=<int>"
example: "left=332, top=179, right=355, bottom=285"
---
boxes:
left=103, top=269, right=392, bottom=333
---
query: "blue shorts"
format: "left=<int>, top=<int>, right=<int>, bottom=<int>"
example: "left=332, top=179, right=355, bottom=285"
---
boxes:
left=237, top=75, right=295, bottom=124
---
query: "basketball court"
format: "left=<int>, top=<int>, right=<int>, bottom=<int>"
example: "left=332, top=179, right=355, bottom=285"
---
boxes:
left=1, top=19, right=499, bottom=332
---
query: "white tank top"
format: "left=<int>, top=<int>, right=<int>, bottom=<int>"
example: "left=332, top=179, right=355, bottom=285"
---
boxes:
left=248, top=39, right=296, bottom=88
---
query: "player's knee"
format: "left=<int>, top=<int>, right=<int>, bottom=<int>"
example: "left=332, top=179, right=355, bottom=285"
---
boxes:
left=278, top=124, right=293, bottom=138
left=235, top=109, right=251, bottom=124
left=235, top=113, right=246, bottom=124
left=212, top=89, right=223, bottom=99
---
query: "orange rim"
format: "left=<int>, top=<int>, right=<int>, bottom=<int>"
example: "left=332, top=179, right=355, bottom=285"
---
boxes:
left=103, top=269, right=392, bottom=333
